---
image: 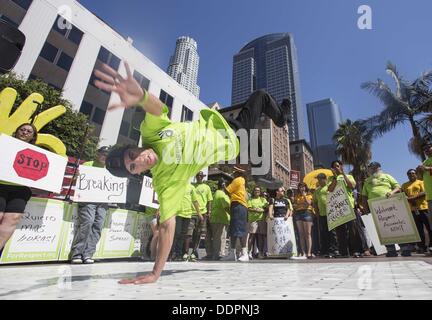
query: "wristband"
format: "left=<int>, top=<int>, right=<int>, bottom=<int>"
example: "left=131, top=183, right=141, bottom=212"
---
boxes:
left=138, top=89, right=149, bottom=107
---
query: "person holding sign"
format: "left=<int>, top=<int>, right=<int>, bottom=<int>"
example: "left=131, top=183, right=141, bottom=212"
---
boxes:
left=402, top=169, right=432, bottom=254
left=70, top=147, right=110, bottom=264
left=328, top=160, right=363, bottom=258
left=361, top=162, right=407, bottom=257
left=247, top=186, right=269, bottom=260
left=312, top=173, right=337, bottom=258
left=292, top=183, right=313, bottom=259
left=94, top=62, right=290, bottom=283
left=417, top=141, right=432, bottom=254
left=0, top=123, right=37, bottom=250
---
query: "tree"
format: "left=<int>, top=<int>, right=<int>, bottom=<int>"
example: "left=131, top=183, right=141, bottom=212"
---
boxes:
left=361, top=62, right=432, bottom=160
left=333, top=119, right=372, bottom=190
left=0, top=73, right=98, bottom=160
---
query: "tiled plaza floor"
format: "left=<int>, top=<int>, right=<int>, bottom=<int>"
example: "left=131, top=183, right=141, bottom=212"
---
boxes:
left=1, top=258, right=432, bottom=300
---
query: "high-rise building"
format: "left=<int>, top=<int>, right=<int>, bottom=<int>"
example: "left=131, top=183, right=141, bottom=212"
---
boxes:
left=2, top=0, right=208, bottom=148
left=289, top=140, right=314, bottom=182
left=167, top=36, right=200, bottom=98
left=231, top=33, right=304, bottom=141
left=307, top=98, right=342, bottom=168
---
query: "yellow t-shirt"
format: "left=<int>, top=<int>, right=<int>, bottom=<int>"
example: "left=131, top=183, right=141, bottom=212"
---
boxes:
left=226, top=176, right=248, bottom=207
left=402, top=179, right=428, bottom=211
left=293, top=193, right=314, bottom=213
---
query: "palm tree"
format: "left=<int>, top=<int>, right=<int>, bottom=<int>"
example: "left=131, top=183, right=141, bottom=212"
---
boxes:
left=361, top=62, right=432, bottom=160
left=333, top=119, right=372, bottom=190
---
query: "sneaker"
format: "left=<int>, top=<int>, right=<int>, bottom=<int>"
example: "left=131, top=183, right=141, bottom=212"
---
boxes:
left=238, top=253, right=250, bottom=262
left=256, top=177, right=283, bottom=190
left=71, top=258, right=83, bottom=264
left=189, top=253, right=197, bottom=262
left=248, top=252, right=254, bottom=260
left=83, top=258, right=94, bottom=264
left=292, top=255, right=307, bottom=260
left=182, top=253, right=189, bottom=261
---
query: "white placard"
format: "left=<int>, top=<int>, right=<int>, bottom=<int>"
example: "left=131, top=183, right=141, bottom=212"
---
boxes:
left=132, top=215, right=154, bottom=259
left=0, top=134, right=67, bottom=193
left=139, top=176, right=159, bottom=209
left=267, top=217, right=297, bottom=257
left=361, top=214, right=388, bottom=256
left=326, top=183, right=356, bottom=231
left=101, top=209, right=135, bottom=254
left=73, top=165, right=128, bottom=203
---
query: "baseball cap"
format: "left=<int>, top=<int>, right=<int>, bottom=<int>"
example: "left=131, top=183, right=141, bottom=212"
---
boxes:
left=105, top=145, right=131, bottom=178
left=97, top=146, right=110, bottom=154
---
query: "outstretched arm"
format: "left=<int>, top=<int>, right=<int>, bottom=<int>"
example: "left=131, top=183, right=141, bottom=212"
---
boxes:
left=94, top=62, right=163, bottom=116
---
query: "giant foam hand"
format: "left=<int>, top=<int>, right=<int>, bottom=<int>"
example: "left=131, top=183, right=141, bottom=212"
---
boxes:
left=0, top=87, right=67, bottom=155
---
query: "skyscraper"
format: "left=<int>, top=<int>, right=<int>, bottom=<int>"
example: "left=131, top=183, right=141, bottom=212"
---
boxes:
left=231, top=33, right=304, bottom=141
left=307, top=98, right=343, bottom=168
left=167, top=36, right=200, bottom=98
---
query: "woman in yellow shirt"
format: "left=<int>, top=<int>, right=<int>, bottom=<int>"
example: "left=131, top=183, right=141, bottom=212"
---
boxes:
left=293, top=182, right=314, bottom=259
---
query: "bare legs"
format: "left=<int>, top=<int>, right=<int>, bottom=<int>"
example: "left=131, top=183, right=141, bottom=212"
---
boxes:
left=0, top=213, right=22, bottom=250
left=296, top=221, right=313, bottom=257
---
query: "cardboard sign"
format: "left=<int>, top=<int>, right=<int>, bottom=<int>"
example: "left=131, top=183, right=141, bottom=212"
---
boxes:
left=73, top=165, right=128, bottom=203
left=290, top=170, right=301, bottom=189
left=326, top=183, right=356, bottom=231
left=267, top=217, right=297, bottom=257
left=0, top=198, right=65, bottom=264
left=0, top=134, right=67, bottom=193
left=368, top=193, right=421, bottom=245
left=139, top=176, right=159, bottom=209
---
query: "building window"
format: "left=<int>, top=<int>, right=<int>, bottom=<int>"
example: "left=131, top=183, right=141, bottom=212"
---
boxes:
left=159, top=90, right=174, bottom=118
left=68, top=26, right=83, bottom=45
left=52, top=16, right=84, bottom=45
left=11, top=0, right=32, bottom=10
left=181, top=105, right=193, bottom=122
left=0, top=15, right=19, bottom=28
left=92, top=107, right=106, bottom=125
left=80, top=101, right=93, bottom=117
left=133, top=71, right=150, bottom=90
left=39, top=42, right=58, bottom=63
left=57, top=52, right=73, bottom=71
left=97, top=47, right=120, bottom=70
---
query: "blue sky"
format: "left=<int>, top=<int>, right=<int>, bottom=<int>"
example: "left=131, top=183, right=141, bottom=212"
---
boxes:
left=79, top=0, right=432, bottom=183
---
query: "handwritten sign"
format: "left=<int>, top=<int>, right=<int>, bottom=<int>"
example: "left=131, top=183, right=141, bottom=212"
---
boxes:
left=368, top=193, right=420, bottom=245
left=73, top=165, right=128, bottom=203
left=0, top=134, right=67, bottom=193
left=131, top=215, right=154, bottom=258
left=139, top=176, right=159, bottom=209
left=267, top=217, right=296, bottom=257
left=326, top=183, right=356, bottom=231
left=98, top=209, right=137, bottom=258
left=0, top=198, right=65, bottom=264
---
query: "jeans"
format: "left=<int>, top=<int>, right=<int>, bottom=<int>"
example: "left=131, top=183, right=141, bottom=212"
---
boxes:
left=172, top=216, right=191, bottom=257
left=71, top=203, right=108, bottom=259
left=318, top=216, right=337, bottom=255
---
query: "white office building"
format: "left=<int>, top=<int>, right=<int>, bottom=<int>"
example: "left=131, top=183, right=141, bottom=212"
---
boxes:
left=1, top=0, right=208, bottom=147
left=167, top=36, right=200, bottom=98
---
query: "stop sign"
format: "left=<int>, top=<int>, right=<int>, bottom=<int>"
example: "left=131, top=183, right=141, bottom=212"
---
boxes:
left=13, top=148, right=50, bottom=181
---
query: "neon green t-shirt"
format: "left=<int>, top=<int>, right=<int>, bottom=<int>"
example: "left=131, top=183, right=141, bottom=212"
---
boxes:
left=422, top=157, right=432, bottom=200
left=328, top=174, right=356, bottom=208
left=140, top=105, right=239, bottom=224
left=362, top=173, right=400, bottom=200
left=195, top=183, right=213, bottom=215
left=313, top=185, right=328, bottom=217
left=177, top=184, right=199, bottom=219
left=210, top=189, right=231, bottom=225
left=248, top=197, right=268, bottom=222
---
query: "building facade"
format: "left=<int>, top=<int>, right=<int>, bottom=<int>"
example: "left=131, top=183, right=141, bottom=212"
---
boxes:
left=289, top=139, right=314, bottom=182
left=167, top=36, right=200, bottom=98
left=2, top=0, right=208, bottom=148
left=307, top=98, right=342, bottom=168
left=231, top=33, right=305, bottom=141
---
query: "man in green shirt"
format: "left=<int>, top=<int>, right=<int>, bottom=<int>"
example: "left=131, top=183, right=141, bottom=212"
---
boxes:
left=207, top=179, right=231, bottom=260
left=95, top=62, right=290, bottom=284
left=70, top=146, right=110, bottom=264
left=417, top=141, right=432, bottom=243
left=312, top=173, right=337, bottom=258
left=193, top=171, right=213, bottom=261
left=361, top=161, right=405, bottom=257
left=247, top=186, right=268, bottom=260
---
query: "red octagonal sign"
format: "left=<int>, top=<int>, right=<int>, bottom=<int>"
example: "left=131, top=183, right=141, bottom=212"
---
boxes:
left=13, top=149, right=50, bottom=181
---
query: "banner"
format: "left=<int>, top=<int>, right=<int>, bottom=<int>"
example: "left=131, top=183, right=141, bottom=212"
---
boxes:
left=0, top=198, right=65, bottom=264
left=0, top=134, right=67, bottom=193
left=73, top=165, right=128, bottom=203
left=326, top=183, right=356, bottom=231
left=267, top=217, right=296, bottom=257
left=139, top=176, right=159, bottom=209
left=98, top=208, right=137, bottom=258
left=368, top=193, right=420, bottom=245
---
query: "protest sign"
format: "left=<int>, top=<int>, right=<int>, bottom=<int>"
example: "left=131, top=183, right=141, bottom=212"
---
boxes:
left=139, top=176, right=159, bottom=209
left=326, top=182, right=356, bottom=231
left=73, top=165, right=127, bottom=203
left=267, top=217, right=296, bottom=257
left=0, top=134, right=67, bottom=193
left=368, top=193, right=420, bottom=245
left=0, top=198, right=64, bottom=264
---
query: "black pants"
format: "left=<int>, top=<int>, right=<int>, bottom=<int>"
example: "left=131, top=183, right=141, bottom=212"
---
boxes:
left=172, top=216, right=191, bottom=257
left=354, top=211, right=370, bottom=252
left=413, top=210, right=432, bottom=250
left=318, top=216, right=337, bottom=255
left=335, top=220, right=363, bottom=256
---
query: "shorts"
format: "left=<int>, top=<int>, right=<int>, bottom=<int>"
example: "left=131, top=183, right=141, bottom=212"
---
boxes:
left=187, top=215, right=207, bottom=236
left=248, top=220, right=267, bottom=235
left=0, top=185, right=32, bottom=214
left=294, top=210, right=314, bottom=223
left=229, top=202, right=248, bottom=238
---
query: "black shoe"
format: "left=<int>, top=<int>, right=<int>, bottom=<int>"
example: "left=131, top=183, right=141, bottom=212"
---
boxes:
left=256, top=177, right=283, bottom=190
left=401, top=251, right=412, bottom=257
left=386, top=252, right=398, bottom=257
